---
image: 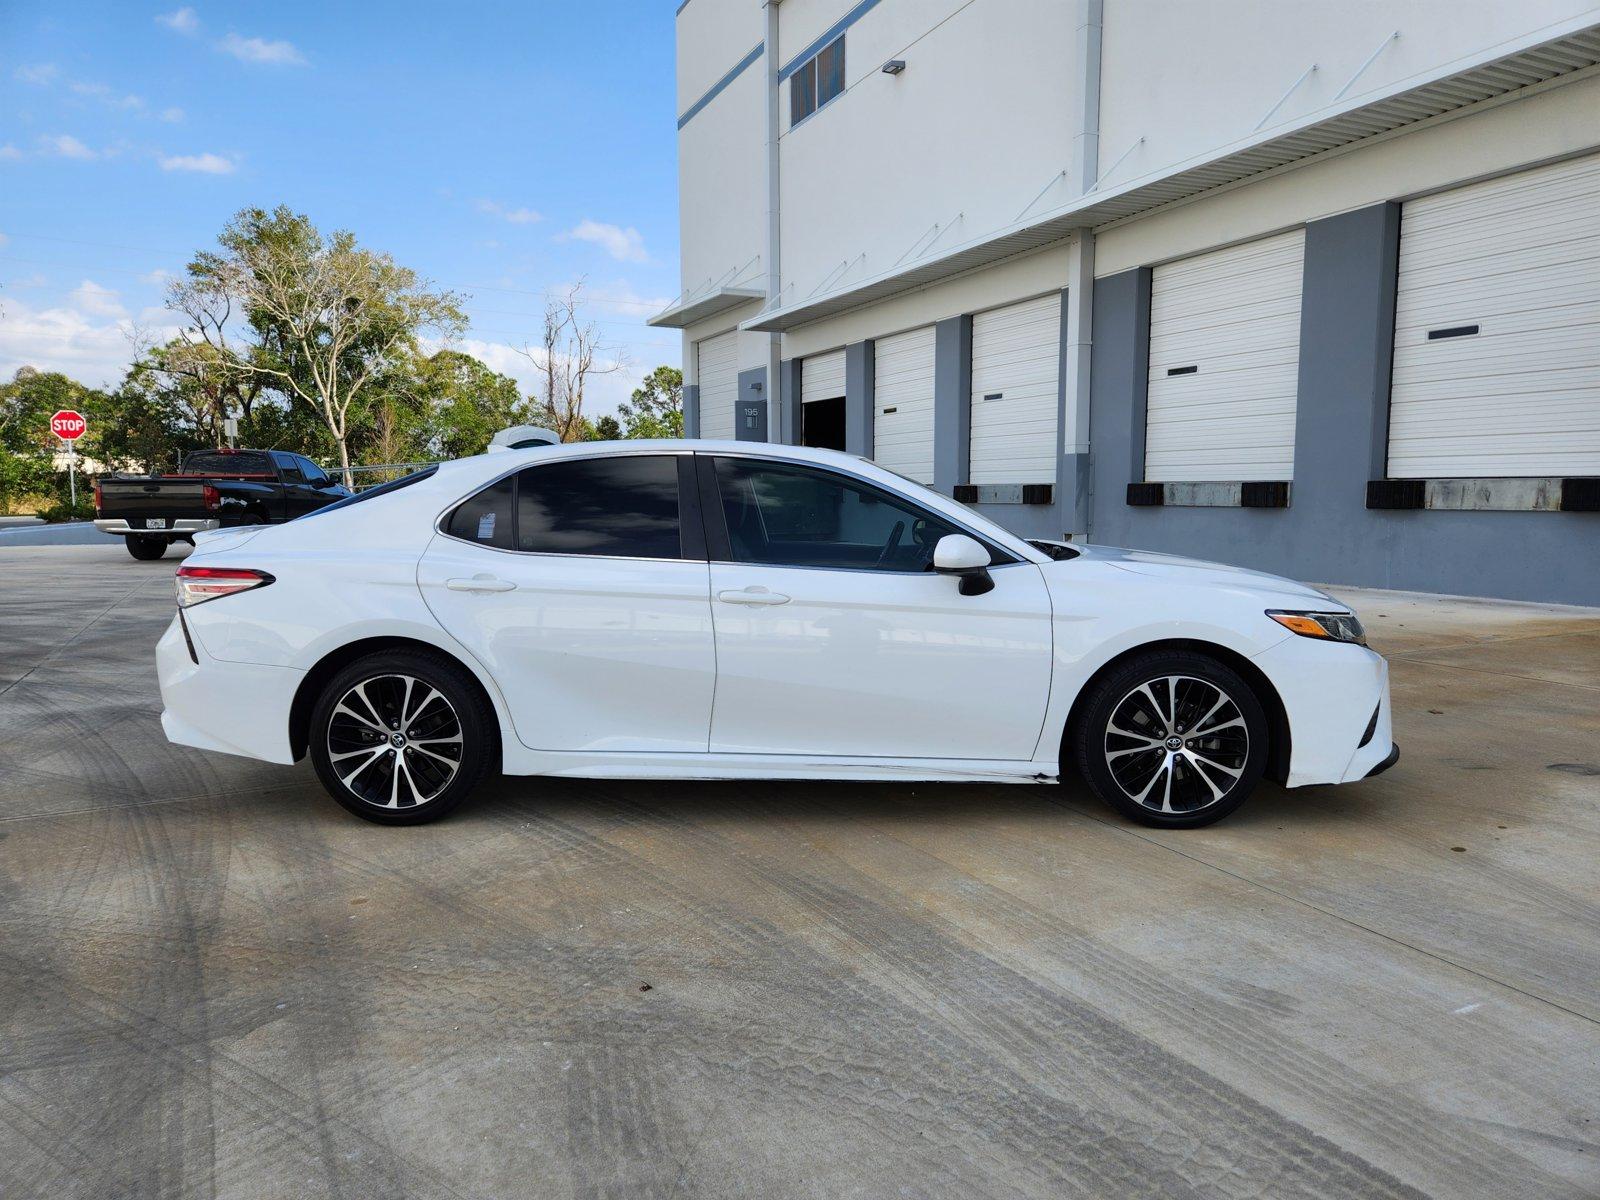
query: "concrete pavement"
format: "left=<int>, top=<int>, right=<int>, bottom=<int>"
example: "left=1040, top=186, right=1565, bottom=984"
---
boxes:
left=1, top=542, right=1597, bottom=1199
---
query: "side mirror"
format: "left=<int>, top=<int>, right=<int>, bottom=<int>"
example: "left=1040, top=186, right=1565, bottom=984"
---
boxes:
left=931, top=533, right=995, bottom=596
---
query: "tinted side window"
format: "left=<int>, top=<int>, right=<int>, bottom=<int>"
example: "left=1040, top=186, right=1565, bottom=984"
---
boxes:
left=272, top=452, right=304, bottom=483
left=444, top=477, right=514, bottom=549
left=711, top=457, right=966, bottom=572
left=515, top=456, right=682, bottom=559
left=298, top=456, right=331, bottom=486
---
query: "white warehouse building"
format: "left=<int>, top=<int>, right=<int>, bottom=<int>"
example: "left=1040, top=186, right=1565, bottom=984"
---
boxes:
left=653, top=0, right=1600, bottom=606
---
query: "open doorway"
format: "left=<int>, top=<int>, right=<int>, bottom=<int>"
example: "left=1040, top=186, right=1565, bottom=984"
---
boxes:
left=802, top=396, right=846, bottom=451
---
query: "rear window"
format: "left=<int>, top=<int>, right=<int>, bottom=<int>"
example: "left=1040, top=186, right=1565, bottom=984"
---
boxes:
left=292, top=465, right=437, bottom=521
left=182, top=451, right=274, bottom=476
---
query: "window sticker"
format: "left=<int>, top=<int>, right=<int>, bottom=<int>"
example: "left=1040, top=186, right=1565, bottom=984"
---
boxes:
left=477, top=512, right=497, bottom=540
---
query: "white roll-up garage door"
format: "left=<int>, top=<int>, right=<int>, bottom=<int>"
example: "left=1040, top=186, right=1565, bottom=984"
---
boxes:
left=696, top=331, right=739, bottom=440
left=1389, top=153, right=1600, bottom=478
left=873, top=325, right=937, bottom=483
left=803, top=348, right=847, bottom=404
left=969, top=293, right=1060, bottom=486
left=1145, top=229, right=1304, bottom=482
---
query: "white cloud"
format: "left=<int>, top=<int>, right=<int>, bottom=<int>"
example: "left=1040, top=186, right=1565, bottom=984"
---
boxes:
left=218, top=32, right=307, bottom=66
left=70, top=80, right=145, bottom=111
left=561, top=219, right=650, bottom=264
left=0, top=144, right=20, bottom=161
left=160, top=106, right=186, bottom=123
left=14, top=63, right=58, bottom=85
left=476, top=199, right=543, bottom=225
left=141, top=268, right=176, bottom=286
left=430, top=335, right=647, bottom=421
left=41, top=134, right=96, bottom=160
left=158, top=151, right=236, bottom=174
left=69, top=280, right=127, bottom=318
left=157, top=7, right=199, bottom=34
left=0, top=296, right=180, bottom=388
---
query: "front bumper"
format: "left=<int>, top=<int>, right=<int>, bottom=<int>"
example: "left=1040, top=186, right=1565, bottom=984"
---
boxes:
left=97, top=518, right=220, bottom=536
left=1252, top=635, right=1395, bottom=787
left=157, top=612, right=302, bottom=764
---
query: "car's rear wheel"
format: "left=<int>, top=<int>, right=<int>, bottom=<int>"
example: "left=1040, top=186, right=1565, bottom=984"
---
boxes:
left=308, top=650, right=496, bottom=825
left=125, top=534, right=167, bottom=560
left=1072, top=650, right=1268, bottom=829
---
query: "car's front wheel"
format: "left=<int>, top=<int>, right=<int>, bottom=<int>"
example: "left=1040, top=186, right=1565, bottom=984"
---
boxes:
left=125, top=534, right=168, bottom=560
left=1072, top=650, right=1268, bottom=828
left=308, top=650, right=497, bottom=825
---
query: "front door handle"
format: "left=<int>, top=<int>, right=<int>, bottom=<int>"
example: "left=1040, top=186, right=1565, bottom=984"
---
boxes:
left=718, top=586, right=790, bottom=606
left=446, top=575, right=517, bottom=593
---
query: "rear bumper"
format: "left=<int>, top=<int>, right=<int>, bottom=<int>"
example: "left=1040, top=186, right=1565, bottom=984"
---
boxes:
left=157, top=612, right=301, bottom=764
left=97, top=518, right=220, bottom=535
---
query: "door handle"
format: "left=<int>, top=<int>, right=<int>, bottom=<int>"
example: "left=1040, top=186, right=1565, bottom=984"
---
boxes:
left=718, top=586, right=790, bottom=606
left=446, top=575, right=517, bottom=593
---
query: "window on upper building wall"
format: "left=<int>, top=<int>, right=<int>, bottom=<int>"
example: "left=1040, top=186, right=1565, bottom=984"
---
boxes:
left=789, top=35, right=845, bottom=126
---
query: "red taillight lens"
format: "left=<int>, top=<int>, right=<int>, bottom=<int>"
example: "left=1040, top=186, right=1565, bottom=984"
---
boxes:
left=202, top=484, right=222, bottom=510
left=175, top=565, right=275, bottom=608
left=93, top=480, right=103, bottom=514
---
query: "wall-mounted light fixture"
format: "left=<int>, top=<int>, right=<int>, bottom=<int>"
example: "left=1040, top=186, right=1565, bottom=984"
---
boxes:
left=882, top=59, right=906, bottom=75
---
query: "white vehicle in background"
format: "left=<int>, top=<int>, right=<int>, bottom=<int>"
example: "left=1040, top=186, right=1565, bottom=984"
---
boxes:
left=158, top=441, right=1397, bottom=827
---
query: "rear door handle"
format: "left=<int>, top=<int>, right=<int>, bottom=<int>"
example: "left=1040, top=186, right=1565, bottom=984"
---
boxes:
left=446, top=575, right=517, bottom=593
left=718, top=587, right=790, bottom=606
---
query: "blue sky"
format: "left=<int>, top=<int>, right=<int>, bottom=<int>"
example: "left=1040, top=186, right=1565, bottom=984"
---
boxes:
left=0, top=0, right=683, bottom=414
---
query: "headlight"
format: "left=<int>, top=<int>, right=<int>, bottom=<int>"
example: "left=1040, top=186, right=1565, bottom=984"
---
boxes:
left=1266, top=609, right=1366, bottom=645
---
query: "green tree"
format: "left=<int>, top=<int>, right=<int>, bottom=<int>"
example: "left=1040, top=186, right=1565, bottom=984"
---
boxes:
left=402, top=349, right=528, bottom=460
left=96, top=363, right=200, bottom=474
left=617, top=365, right=683, bottom=439
left=170, top=205, right=466, bottom=483
left=589, top=414, right=622, bottom=441
left=0, top=368, right=107, bottom=513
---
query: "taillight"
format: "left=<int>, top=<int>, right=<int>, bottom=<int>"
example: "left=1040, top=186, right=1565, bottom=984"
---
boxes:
left=175, top=565, right=275, bottom=607
left=93, top=480, right=103, bottom=514
left=202, top=484, right=222, bottom=511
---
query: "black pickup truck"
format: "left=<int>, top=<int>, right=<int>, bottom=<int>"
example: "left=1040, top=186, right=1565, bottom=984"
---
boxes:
left=94, top=449, right=352, bottom=559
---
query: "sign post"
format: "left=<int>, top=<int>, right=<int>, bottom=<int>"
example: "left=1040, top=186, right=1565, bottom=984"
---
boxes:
left=50, top=410, right=87, bottom=508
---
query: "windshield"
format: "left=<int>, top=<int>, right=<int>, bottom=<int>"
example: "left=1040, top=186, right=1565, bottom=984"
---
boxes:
left=292, top=466, right=438, bottom=520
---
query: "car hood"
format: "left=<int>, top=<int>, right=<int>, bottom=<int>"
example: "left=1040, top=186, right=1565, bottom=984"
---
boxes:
left=1043, top=542, right=1345, bottom=609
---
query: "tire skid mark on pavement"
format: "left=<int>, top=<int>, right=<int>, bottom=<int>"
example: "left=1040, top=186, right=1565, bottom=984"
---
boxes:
left=0, top=946, right=475, bottom=1200
left=577, top=787, right=1432, bottom=1200
left=801, top=788, right=1592, bottom=1195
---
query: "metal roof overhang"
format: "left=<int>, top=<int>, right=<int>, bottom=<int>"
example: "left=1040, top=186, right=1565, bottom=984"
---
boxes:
left=646, top=285, right=766, bottom=329
left=741, top=20, right=1600, bottom=333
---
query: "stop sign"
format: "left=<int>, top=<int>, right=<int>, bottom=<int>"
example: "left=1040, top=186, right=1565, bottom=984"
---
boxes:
left=51, top=410, right=87, bottom=441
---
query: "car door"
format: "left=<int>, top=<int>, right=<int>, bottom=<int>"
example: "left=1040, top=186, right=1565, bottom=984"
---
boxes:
left=416, top=452, right=717, bottom=754
left=270, top=452, right=317, bottom=519
left=296, top=456, right=345, bottom=509
left=700, top=454, right=1054, bottom=761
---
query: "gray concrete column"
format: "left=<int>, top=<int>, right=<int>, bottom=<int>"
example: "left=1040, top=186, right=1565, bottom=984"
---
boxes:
left=682, top=383, right=701, bottom=439
left=1288, top=202, right=1400, bottom=556
left=735, top=366, right=768, bottom=441
left=778, top=358, right=803, bottom=445
left=845, top=341, right=875, bottom=457
left=932, top=315, right=972, bottom=495
left=1087, top=268, right=1150, bottom=524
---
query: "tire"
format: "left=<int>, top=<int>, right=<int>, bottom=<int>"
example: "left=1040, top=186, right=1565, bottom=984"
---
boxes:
left=1072, top=650, right=1269, bottom=829
left=125, top=534, right=168, bottom=560
left=308, top=649, right=497, bottom=825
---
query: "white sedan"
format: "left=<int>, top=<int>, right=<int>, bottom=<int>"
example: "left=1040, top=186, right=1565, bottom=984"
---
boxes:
left=158, top=441, right=1397, bottom=827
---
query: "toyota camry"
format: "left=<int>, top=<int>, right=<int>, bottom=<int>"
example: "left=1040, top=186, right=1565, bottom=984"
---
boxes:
left=157, top=440, right=1397, bottom=827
